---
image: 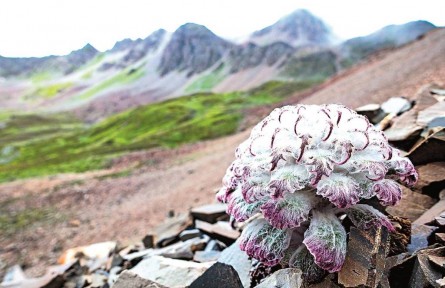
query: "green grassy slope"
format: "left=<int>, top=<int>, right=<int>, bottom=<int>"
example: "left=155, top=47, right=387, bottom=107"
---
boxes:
left=0, top=80, right=314, bottom=182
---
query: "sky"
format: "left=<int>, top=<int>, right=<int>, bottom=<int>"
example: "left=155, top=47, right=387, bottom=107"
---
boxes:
left=0, top=0, right=443, bottom=57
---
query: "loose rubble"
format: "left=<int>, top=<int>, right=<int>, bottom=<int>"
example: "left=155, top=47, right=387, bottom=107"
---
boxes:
left=2, top=84, right=445, bottom=287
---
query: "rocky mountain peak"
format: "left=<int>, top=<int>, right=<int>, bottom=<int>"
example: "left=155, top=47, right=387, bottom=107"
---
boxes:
left=158, top=23, right=234, bottom=76
left=250, top=9, right=333, bottom=47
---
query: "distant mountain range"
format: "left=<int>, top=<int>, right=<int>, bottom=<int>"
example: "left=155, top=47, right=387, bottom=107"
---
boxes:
left=0, top=9, right=437, bottom=121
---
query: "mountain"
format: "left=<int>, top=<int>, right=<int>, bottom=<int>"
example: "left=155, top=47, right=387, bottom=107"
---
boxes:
left=339, top=20, right=436, bottom=66
left=0, top=44, right=98, bottom=77
left=0, top=10, right=437, bottom=122
left=158, top=23, right=234, bottom=76
left=249, top=9, right=334, bottom=47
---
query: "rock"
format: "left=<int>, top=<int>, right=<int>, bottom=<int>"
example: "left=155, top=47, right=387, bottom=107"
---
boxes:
left=387, top=186, right=435, bottom=221
left=308, top=274, right=340, bottom=288
left=355, top=104, right=384, bottom=124
left=410, top=246, right=445, bottom=287
left=57, top=241, right=116, bottom=271
left=383, top=253, right=416, bottom=288
left=193, top=251, right=221, bottom=263
left=378, top=97, right=412, bottom=130
left=204, top=239, right=225, bottom=251
left=414, top=162, right=445, bottom=196
left=179, top=229, right=201, bottom=241
left=417, top=101, right=445, bottom=128
left=255, top=268, right=303, bottom=288
left=414, top=199, right=445, bottom=225
left=108, top=266, right=122, bottom=286
left=154, top=213, right=192, bottom=247
left=130, top=255, right=212, bottom=287
left=1, top=265, right=26, bottom=287
left=218, top=241, right=252, bottom=288
left=385, top=84, right=441, bottom=143
left=381, top=97, right=412, bottom=115
left=195, top=220, right=240, bottom=245
left=408, top=224, right=438, bottom=253
left=112, top=270, right=168, bottom=288
left=142, top=234, right=155, bottom=248
left=106, top=253, right=123, bottom=270
left=338, top=226, right=390, bottom=287
left=435, top=216, right=445, bottom=226
left=85, top=273, right=108, bottom=287
left=1, top=261, right=81, bottom=288
left=189, top=262, right=243, bottom=288
left=159, top=237, right=208, bottom=260
left=408, top=127, right=445, bottom=165
left=191, top=203, right=228, bottom=224
left=435, top=233, right=445, bottom=244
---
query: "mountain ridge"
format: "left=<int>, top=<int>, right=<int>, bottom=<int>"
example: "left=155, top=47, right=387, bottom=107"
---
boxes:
left=0, top=10, right=438, bottom=123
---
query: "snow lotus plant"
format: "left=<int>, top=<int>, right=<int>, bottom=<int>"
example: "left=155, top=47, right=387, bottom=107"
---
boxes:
left=217, top=104, right=417, bottom=274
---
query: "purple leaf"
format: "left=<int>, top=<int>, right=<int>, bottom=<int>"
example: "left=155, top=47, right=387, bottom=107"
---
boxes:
left=303, top=210, right=347, bottom=273
left=261, top=190, right=316, bottom=229
left=226, top=188, right=263, bottom=222
left=373, top=179, right=402, bottom=206
left=239, top=218, right=292, bottom=266
left=346, top=204, right=394, bottom=231
left=316, top=173, right=361, bottom=208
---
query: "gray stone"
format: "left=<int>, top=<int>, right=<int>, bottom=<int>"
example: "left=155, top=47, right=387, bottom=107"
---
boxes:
left=159, top=237, right=208, bottom=260
left=189, top=262, right=243, bottom=288
left=112, top=270, right=167, bottom=288
left=108, top=266, right=122, bottom=287
left=195, top=220, right=240, bottom=245
left=218, top=241, right=251, bottom=288
left=154, top=213, right=192, bottom=247
left=410, top=247, right=445, bottom=287
left=193, top=250, right=221, bottom=263
left=408, top=224, right=438, bottom=253
left=338, top=226, right=390, bottom=288
left=142, top=234, right=155, bottom=248
left=255, top=268, right=303, bottom=288
left=191, top=203, right=228, bottom=224
left=179, top=229, right=201, bottom=241
left=414, top=200, right=445, bottom=225
left=130, top=255, right=212, bottom=287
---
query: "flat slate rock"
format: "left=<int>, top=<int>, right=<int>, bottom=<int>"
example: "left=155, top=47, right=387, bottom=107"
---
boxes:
left=408, top=224, right=438, bottom=253
left=191, top=203, right=228, bottom=224
left=130, top=255, right=211, bottom=288
left=255, top=268, right=303, bottom=288
left=338, top=227, right=390, bottom=287
left=112, top=270, right=167, bottom=288
left=387, top=186, right=436, bottom=221
left=218, top=241, right=251, bottom=288
left=189, top=262, right=243, bottom=288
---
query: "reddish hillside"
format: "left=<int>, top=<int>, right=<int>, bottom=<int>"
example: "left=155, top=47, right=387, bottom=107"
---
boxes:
left=292, top=28, right=445, bottom=108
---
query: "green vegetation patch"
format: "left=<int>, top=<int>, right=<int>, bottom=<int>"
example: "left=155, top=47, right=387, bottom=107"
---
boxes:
left=281, top=51, right=338, bottom=82
left=0, top=80, right=319, bottom=182
left=30, top=82, right=73, bottom=99
left=184, top=64, right=225, bottom=94
left=77, top=64, right=146, bottom=100
left=0, top=206, right=63, bottom=235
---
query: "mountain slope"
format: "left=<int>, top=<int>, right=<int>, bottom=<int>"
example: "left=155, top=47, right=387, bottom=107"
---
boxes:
left=296, top=28, right=445, bottom=107
left=249, top=9, right=333, bottom=47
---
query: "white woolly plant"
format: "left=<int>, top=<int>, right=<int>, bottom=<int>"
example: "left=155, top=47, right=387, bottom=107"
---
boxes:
left=217, top=104, right=417, bottom=274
